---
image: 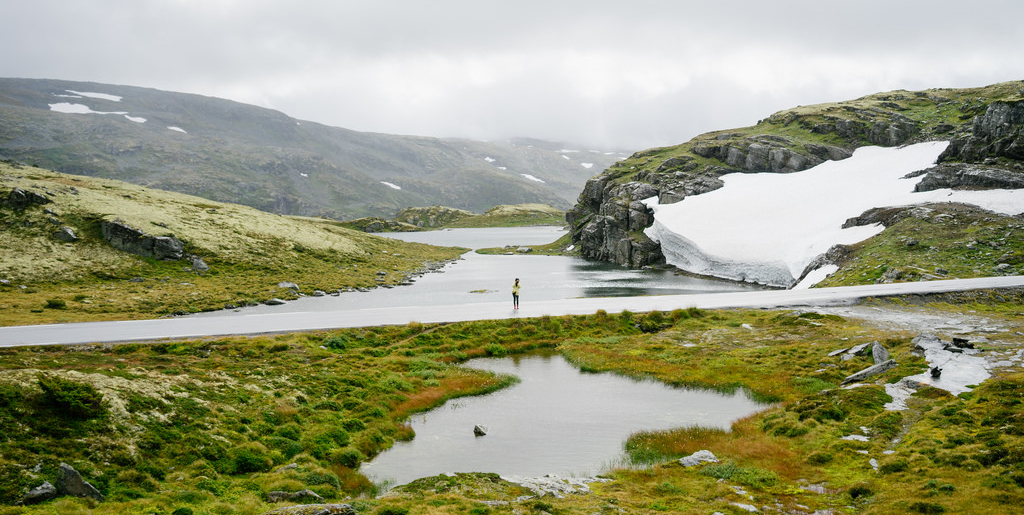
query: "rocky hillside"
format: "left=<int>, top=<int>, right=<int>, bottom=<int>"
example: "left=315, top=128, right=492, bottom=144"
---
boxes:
left=0, top=78, right=625, bottom=220
left=0, top=161, right=463, bottom=325
left=568, top=80, right=1024, bottom=270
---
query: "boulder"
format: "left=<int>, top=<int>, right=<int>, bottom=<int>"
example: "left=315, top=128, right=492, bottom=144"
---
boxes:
left=840, top=359, right=897, bottom=385
left=53, top=226, right=78, bottom=242
left=679, top=449, right=719, bottom=467
left=278, top=281, right=299, bottom=290
left=22, top=481, right=57, bottom=505
left=100, top=220, right=183, bottom=260
left=871, top=341, right=890, bottom=364
left=473, top=424, right=488, bottom=436
left=261, top=504, right=356, bottom=515
left=56, top=462, right=104, bottom=501
left=264, top=298, right=286, bottom=306
left=191, top=256, right=210, bottom=272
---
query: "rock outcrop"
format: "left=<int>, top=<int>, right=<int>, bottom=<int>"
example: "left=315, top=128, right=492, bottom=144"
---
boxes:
left=2, top=187, right=51, bottom=211
left=567, top=135, right=850, bottom=268
left=261, top=504, right=356, bottom=515
left=100, top=220, right=184, bottom=260
left=940, top=101, right=1024, bottom=163
left=567, top=85, right=1024, bottom=272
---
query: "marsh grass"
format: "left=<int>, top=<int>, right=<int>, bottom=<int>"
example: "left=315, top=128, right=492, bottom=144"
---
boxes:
left=1, top=295, right=1023, bottom=513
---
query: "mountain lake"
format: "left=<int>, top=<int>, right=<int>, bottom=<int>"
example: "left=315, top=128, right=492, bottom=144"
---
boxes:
left=191, top=226, right=763, bottom=317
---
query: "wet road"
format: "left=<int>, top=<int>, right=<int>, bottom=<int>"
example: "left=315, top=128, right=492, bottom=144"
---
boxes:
left=2, top=276, right=1022, bottom=347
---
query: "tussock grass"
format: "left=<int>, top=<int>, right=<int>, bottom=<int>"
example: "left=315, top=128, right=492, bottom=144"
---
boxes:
left=1, top=286, right=1023, bottom=513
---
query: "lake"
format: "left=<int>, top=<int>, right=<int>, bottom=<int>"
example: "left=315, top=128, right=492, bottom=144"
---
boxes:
left=360, top=351, right=765, bottom=487
left=191, top=227, right=761, bottom=317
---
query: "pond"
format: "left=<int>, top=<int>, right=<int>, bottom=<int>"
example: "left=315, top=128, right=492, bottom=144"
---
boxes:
left=360, top=351, right=766, bottom=487
left=190, top=227, right=761, bottom=317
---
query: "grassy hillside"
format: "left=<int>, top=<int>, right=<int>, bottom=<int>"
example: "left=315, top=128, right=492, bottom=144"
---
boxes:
left=0, top=161, right=464, bottom=326
left=2, top=295, right=1023, bottom=514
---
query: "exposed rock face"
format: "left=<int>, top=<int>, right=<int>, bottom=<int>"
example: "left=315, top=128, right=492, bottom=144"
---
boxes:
left=940, top=101, right=1024, bottom=162
left=100, top=220, right=184, bottom=260
left=567, top=135, right=850, bottom=268
left=912, top=162, right=1024, bottom=191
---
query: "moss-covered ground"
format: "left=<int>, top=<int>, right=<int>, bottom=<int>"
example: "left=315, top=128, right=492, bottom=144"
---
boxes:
left=2, top=292, right=1023, bottom=515
left=0, top=164, right=465, bottom=326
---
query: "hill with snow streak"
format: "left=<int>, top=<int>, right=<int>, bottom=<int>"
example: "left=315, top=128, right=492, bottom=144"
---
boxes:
left=568, top=80, right=1024, bottom=288
left=643, top=141, right=1024, bottom=288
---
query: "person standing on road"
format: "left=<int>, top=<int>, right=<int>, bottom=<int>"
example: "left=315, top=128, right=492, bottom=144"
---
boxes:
left=512, top=278, right=520, bottom=310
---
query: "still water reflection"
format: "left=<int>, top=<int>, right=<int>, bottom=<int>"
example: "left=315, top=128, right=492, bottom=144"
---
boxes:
left=191, top=227, right=760, bottom=317
left=360, top=352, right=765, bottom=487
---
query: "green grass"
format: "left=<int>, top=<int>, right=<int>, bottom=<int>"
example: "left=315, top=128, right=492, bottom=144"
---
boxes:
left=815, top=203, right=1024, bottom=287
left=3, top=297, right=1022, bottom=514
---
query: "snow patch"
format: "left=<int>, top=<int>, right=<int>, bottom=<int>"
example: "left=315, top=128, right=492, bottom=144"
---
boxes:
left=644, top=142, right=1024, bottom=287
left=793, top=264, right=838, bottom=290
left=484, top=157, right=496, bottom=163
left=167, top=126, right=187, bottom=134
left=581, top=162, right=594, bottom=169
left=65, top=90, right=122, bottom=102
left=124, top=115, right=146, bottom=123
left=561, top=155, right=571, bottom=160
left=520, top=174, right=546, bottom=183
left=49, top=102, right=125, bottom=115
left=381, top=181, right=402, bottom=190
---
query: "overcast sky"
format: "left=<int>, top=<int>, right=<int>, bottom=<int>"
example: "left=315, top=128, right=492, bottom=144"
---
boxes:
left=3, top=1, right=1023, bottom=150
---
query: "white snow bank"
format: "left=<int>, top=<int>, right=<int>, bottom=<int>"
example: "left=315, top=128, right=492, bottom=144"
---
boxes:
left=644, top=141, right=1024, bottom=288
left=65, top=90, right=122, bottom=102
left=49, top=102, right=126, bottom=115
left=381, top=181, right=402, bottom=190
left=521, top=173, right=545, bottom=183
left=581, top=162, right=594, bottom=169
left=167, top=126, right=187, bottom=134
left=124, top=115, right=146, bottom=123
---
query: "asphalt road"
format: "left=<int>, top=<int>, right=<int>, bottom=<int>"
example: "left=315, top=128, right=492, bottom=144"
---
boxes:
left=1, top=276, right=1022, bottom=347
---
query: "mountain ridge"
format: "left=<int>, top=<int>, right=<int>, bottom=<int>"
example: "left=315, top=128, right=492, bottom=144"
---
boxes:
left=0, top=78, right=625, bottom=220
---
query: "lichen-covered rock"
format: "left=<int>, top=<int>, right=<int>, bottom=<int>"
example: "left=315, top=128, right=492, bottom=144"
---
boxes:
left=100, top=220, right=184, bottom=260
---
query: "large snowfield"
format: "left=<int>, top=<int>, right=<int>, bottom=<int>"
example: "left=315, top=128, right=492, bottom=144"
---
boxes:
left=644, top=141, right=1024, bottom=288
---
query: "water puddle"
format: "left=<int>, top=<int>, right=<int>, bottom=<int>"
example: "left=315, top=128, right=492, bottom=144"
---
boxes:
left=361, top=351, right=765, bottom=487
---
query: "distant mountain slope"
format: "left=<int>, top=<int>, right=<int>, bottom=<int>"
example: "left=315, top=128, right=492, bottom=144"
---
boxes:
left=0, top=78, right=625, bottom=219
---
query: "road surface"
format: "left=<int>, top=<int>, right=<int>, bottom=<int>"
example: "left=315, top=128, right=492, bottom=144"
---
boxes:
left=1, top=276, right=1022, bottom=347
